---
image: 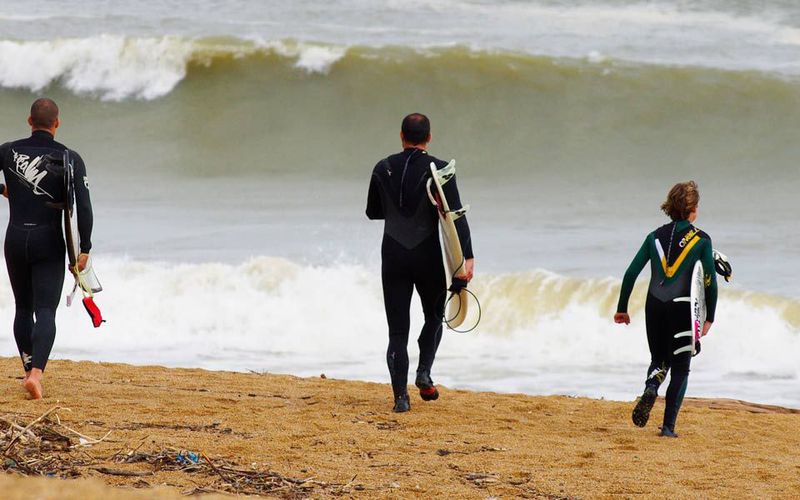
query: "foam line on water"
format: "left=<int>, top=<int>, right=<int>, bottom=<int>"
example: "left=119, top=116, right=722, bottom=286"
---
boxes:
left=0, top=256, right=796, bottom=404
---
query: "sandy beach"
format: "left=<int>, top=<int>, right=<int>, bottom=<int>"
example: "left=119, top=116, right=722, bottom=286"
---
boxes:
left=0, top=357, right=798, bottom=499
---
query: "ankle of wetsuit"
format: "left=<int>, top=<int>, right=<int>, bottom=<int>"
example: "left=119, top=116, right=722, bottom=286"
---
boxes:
left=387, top=348, right=409, bottom=398
left=663, top=371, right=689, bottom=432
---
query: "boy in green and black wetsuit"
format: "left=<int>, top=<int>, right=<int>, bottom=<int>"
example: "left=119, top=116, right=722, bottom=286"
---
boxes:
left=615, top=181, right=717, bottom=437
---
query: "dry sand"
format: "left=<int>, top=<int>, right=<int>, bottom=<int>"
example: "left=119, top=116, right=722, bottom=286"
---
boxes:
left=1, top=357, right=798, bottom=499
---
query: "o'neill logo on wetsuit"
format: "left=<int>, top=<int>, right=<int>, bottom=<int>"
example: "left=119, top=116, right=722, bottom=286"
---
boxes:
left=10, top=149, right=54, bottom=199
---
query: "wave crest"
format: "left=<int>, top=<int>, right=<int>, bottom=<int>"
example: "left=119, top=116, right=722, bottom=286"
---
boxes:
left=0, top=36, right=348, bottom=100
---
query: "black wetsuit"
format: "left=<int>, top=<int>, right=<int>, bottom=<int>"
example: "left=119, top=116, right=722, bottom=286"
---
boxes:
left=617, top=220, right=717, bottom=431
left=1, top=131, right=93, bottom=372
left=366, top=148, right=472, bottom=398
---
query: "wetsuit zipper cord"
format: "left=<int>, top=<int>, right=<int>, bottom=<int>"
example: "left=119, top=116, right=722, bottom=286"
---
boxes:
left=399, top=149, right=418, bottom=208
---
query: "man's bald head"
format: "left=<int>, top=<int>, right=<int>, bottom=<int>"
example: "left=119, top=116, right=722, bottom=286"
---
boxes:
left=401, top=113, right=431, bottom=146
left=29, top=98, right=59, bottom=129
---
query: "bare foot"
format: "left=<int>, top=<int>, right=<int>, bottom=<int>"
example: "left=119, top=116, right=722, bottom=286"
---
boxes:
left=24, top=369, right=44, bottom=400
left=23, top=371, right=31, bottom=383
left=23, top=378, right=43, bottom=399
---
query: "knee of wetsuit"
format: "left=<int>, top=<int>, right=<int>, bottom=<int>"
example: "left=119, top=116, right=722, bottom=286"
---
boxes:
left=32, top=307, right=57, bottom=324
left=14, top=307, right=33, bottom=316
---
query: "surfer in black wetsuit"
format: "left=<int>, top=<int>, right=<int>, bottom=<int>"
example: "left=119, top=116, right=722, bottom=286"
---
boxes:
left=0, top=98, right=94, bottom=399
left=614, top=181, right=717, bottom=437
left=366, top=113, right=474, bottom=413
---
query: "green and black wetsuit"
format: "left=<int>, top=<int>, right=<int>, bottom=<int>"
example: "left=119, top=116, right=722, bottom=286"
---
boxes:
left=617, top=220, right=717, bottom=432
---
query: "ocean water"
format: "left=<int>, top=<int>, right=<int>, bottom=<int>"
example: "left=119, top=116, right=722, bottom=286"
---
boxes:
left=0, top=0, right=798, bottom=407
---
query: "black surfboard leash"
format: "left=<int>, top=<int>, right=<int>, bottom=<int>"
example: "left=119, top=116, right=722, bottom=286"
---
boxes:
left=439, top=259, right=482, bottom=334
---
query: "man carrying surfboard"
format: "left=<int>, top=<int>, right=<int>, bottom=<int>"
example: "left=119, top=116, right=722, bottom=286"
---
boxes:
left=0, top=98, right=94, bottom=400
left=366, top=113, right=474, bottom=413
left=614, top=181, right=717, bottom=437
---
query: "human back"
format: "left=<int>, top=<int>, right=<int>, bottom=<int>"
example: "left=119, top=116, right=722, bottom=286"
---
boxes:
left=0, top=99, right=75, bottom=229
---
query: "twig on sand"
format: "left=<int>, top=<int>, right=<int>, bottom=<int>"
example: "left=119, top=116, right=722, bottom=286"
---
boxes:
left=0, top=418, right=37, bottom=441
left=201, top=451, right=231, bottom=485
left=4, top=406, right=62, bottom=451
left=93, top=467, right=153, bottom=477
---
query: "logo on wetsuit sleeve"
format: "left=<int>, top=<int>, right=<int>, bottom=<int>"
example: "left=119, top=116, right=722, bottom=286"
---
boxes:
left=10, top=149, right=53, bottom=199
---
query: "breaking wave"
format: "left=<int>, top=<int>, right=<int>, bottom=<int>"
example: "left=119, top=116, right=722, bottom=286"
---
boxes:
left=0, top=37, right=347, bottom=100
left=1, top=35, right=800, bottom=101
left=0, top=256, right=796, bottom=405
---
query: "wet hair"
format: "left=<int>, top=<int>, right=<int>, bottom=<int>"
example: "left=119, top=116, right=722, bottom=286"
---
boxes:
left=30, top=98, right=59, bottom=129
left=661, top=181, right=699, bottom=221
left=401, top=113, right=430, bottom=145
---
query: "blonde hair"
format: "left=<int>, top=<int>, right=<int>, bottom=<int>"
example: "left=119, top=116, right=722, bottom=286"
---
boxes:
left=661, top=181, right=699, bottom=221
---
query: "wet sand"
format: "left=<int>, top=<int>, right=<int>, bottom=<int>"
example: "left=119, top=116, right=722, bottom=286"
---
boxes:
left=1, top=357, right=798, bottom=499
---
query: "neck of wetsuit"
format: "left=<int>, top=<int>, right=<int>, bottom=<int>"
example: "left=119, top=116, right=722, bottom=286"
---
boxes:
left=31, top=130, right=54, bottom=140
left=673, top=219, right=691, bottom=230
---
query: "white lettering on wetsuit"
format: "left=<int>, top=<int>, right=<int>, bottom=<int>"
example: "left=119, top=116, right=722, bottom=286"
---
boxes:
left=11, top=149, right=53, bottom=198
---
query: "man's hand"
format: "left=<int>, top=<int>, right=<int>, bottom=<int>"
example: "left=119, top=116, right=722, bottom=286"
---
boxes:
left=701, top=320, right=712, bottom=337
left=463, top=258, right=474, bottom=282
left=614, top=312, right=631, bottom=325
left=77, top=253, right=89, bottom=272
left=1, top=183, right=7, bottom=199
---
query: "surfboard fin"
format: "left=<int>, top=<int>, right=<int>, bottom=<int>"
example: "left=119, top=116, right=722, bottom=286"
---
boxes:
left=431, top=160, right=456, bottom=185
left=713, top=250, right=733, bottom=282
left=451, top=205, right=470, bottom=220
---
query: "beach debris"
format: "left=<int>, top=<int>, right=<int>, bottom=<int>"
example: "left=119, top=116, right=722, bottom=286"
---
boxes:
left=464, top=472, right=500, bottom=486
left=1, top=407, right=88, bottom=478
left=93, top=467, right=153, bottom=477
left=175, top=450, right=200, bottom=465
left=438, top=445, right=507, bottom=457
left=2, top=408, right=366, bottom=497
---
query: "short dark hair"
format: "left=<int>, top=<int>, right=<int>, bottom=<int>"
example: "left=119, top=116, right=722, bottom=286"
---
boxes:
left=30, top=98, right=59, bottom=129
left=661, top=181, right=699, bottom=221
left=401, top=113, right=430, bottom=145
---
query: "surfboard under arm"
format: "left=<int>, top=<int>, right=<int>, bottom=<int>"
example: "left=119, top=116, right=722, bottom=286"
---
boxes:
left=689, top=261, right=707, bottom=356
left=428, top=160, right=470, bottom=328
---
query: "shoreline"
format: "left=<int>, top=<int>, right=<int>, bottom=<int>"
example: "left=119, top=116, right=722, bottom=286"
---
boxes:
left=1, top=357, right=799, bottom=498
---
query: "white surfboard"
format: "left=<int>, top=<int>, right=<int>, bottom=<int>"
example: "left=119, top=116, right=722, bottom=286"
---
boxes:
left=426, top=160, right=470, bottom=329
left=689, top=260, right=707, bottom=356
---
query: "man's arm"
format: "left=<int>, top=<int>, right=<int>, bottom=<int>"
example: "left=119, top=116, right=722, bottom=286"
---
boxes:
left=71, top=152, right=94, bottom=256
left=366, top=167, right=384, bottom=220
left=1, top=143, right=8, bottom=198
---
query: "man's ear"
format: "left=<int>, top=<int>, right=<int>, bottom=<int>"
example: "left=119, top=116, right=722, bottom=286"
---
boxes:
left=54, top=118, right=60, bottom=129
left=27, top=116, right=34, bottom=127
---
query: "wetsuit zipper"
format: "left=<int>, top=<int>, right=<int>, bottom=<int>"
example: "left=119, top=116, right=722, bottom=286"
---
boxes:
left=398, top=149, right=419, bottom=208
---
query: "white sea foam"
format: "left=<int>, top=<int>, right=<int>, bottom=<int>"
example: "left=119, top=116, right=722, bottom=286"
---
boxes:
left=0, top=36, right=348, bottom=100
left=0, top=257, right=797, bottom=406
left=0, top=36, right=192, bottom=100
left=257, top=40, right=346, bottom=74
